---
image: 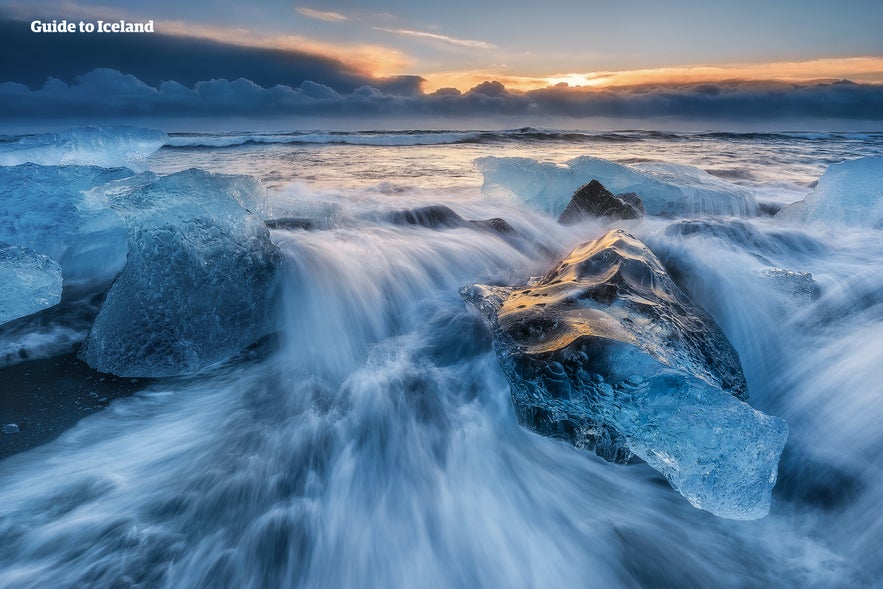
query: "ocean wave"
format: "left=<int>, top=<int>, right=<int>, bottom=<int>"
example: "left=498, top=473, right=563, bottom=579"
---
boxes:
left=165, top=131, right=486, bottom=148
left=163, top=129, right=674, bottom=149
left=697, top=131, right=883, bottom=142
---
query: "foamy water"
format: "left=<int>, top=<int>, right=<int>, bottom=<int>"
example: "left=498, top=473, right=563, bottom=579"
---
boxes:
left=1, top=129, right=881, bottom=587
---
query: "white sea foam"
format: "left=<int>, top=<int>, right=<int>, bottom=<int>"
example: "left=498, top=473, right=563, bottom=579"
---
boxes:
left=1, top=128, right=882, bottom=587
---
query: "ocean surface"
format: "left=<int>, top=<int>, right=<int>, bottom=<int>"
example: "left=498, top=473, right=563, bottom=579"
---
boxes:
left=1, top=128, right=882, bottom=587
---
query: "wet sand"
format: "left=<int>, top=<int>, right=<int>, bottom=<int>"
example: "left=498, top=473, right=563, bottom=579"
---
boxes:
left=0, top=354, right=147, bottom=459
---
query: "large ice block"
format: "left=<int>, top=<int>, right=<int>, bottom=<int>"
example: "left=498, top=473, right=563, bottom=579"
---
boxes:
left=779, top=156, right=883, bottom=229
left=0, top=164, right=132, bottom=289
left=80, top=169, right=281, bottom=377
left=475, top=156, right=757, bottom=217
left=462, top=230, right=787, bottom=519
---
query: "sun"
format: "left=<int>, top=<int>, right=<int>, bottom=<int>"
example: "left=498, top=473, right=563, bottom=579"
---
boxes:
left=542, top=73, right=610, bottom=88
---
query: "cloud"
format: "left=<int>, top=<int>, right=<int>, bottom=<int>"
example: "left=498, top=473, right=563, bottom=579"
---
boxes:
left=3, top=68, right=882, bottom=127
left=0, top=17, right=411, bottom=91
left=296, top=7, right=348, bottom=22
left=373, top=27, right=495, bottom=50
left=419, top=57, right=883, bottom=93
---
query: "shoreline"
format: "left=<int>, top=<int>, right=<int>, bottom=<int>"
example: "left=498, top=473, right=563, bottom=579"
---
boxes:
left=0, top=353, right=147, bottom=459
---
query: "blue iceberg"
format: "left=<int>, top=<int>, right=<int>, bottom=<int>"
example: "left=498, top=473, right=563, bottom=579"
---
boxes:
left=0, top=243, right=62, bottom=325
left=80, top=169, right=281, bottom=377
left=475, top=155, right=757, bottom=217
left=462, top=230, right=787, bottom=519
left=779, top=156, right=883, bottom=229
left=0, top=165, right=132, bottom=289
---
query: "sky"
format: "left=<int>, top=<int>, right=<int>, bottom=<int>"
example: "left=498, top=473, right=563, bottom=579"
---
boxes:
left=2, top=0, right=883, bottom=128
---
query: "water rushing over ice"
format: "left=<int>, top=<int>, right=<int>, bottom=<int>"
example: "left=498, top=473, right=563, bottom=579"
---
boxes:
left=1, top=129, right=882, bottom=587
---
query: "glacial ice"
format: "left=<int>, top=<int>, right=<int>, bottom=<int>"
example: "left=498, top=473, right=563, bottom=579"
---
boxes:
left=462, top=229, right=787, bottom=519
left=475, top=156, right=757, bottom=217
left=778, top=156, right=883, bottom=229
left=80, top=169, right=281, bottom=377
left=761, top=268, right=819, bottom=312
left=0, top=165, right=132, bottom=288
left=0, top=126, right=167, bottom=170
left=0, top=243, right=62, bottom=325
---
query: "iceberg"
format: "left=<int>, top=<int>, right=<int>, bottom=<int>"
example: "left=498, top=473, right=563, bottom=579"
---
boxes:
left=462, top=230, right=787, bottom=519
left=778, top=156, right=883, bottom=229
left=475, top=156, right=757, bottom=217
left=80, top=169, right=281, bottom=377
left=0, top=126, right=167, bottom=170
left=0, top=165, right=132, bottom=289
left=0, top=243, right=62, bottom=325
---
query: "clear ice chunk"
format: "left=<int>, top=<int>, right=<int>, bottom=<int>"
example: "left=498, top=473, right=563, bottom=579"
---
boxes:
left=779, top=156, right=883, bottom=229
left=0, top=243, right=62, bottom=325
left=0, top=165, right=131, bottom=289
left=475, top=155, right=757, bottom=217
left=462, top=230, right=787, bottom=519
left=79, top=169, right=281, bottom=377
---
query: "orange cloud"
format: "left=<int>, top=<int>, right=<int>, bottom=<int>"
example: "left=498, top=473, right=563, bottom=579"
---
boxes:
left=423, top=57, right=883, bottom=93
left=155, top=21, right=410, bottom=78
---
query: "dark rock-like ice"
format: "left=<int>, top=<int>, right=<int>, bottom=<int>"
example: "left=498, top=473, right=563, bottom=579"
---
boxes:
left=80, top=169, right=281, bottom=377
left=0, top=243, right=62, bottom=325
left=461, top=229, right=787, bottom=519
left=389, top=205, right=516, bottom=235
left=557, top=180, right=645, bottom=223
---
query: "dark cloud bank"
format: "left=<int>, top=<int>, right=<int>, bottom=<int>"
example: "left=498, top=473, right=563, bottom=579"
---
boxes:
left=0, top=18, right=422, bottom=94
left=3, top=69, right=881, bottom=126
left=2, top=17, right=882, bottom=127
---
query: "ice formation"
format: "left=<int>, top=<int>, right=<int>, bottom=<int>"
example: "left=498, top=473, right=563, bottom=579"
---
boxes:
left=779, top=156, right=883, bottom=229
left=0, top=165, right=132, bottom=288
left=0, top=243, right=62, bottom=325
left=475, top=156, right=757, bottom=217
left=0, top=126, right=167, bottom=170
left=462, top=230, right=787, bottom=519
left=80, top=169, right=281, bottom=377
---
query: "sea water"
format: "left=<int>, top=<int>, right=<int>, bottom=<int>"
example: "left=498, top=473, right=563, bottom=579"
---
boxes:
left=0, top=128, right=881, bottom=587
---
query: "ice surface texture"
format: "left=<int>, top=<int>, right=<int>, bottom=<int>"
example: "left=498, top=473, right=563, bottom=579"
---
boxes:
left=462, top=230, right=787, bottom=519
left=0, top=243, right=62, bottom=325
left=476, top=156, right=757, bottom=217
left=80, top=169, right=281, bottom=377
left=779, top=156, right=883, bottom=229
left=0, top=126, right=167, bottom=169
left=0, top=165, right=132, bottom=288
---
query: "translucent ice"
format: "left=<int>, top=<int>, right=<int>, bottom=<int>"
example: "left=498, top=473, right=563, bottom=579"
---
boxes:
left=0, top=126, right=167, bottom=170
left=462, top=230, right=787, bottom=519
left=0, top=165, right=132, bottom=289
left=779, top=156, right=883, bottom=229
left=0, top=243, right=62, bottom=325
left=80, top=169, right=281, bottom=377
left=475, top=156, right=757, bottom=217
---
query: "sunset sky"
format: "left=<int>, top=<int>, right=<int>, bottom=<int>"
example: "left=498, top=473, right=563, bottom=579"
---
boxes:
left=2, top=0, right=882, bottom=127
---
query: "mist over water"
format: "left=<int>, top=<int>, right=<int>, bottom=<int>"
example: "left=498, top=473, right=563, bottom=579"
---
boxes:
left=1, top=130, right=881, bottom=587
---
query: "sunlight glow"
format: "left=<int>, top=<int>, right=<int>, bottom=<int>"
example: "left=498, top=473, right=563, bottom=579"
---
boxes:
left=423, top=57, right=883, bottom=93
